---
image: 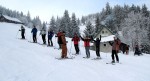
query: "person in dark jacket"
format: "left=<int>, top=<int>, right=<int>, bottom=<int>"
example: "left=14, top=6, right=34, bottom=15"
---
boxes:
left=19, top=25, right=25, bottom=39
left=48, top=29, right=54, bottom=46
left=134, top=45, right=142, bottom=56
left=125, top=45, right=129, bottom=55
left=80, top=35, right=92, bottom=58
left=120, top=43, right=126, bottom=54
left=40, top=27, right=46, bottom=44
left=109, top=37, right=121, bottom=63
left=92, top=35, right=101, bottom=59
left=72, top=33, right=80, bottom=54
left=31, top=25, right=38, bottom=43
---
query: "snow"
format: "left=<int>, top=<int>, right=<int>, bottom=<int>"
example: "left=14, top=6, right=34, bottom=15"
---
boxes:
left=101, top=35, right=115, bottom=42
left=94, top=35, right=115, bottom=42
left=0, top=22, right=150, bottom=81
left=79, top=25, right=86, bottom=36
left=3, top=15, right=21, bottom=22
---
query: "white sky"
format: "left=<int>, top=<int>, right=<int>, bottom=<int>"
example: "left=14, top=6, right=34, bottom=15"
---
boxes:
left=0, top=0, right=150, bottom=22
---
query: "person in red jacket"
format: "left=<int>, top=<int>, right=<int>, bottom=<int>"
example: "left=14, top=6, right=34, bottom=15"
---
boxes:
left=72, top=33, right=80, bottom=54
left=80, top=35, right=92, bottom=58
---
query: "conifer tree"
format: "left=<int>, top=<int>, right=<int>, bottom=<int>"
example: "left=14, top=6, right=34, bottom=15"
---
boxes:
left=84, top=21, right=95, bottom=37
left=70, top=13, right=80, bottom=37
left=50, top=16, right=56, bottom=33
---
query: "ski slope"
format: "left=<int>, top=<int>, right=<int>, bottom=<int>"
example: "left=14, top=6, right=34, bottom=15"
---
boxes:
left=0, top=22, right=150, bottom=81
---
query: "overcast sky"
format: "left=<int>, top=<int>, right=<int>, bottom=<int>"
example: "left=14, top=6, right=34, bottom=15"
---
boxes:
left=0, top=0, right=150, bottom=22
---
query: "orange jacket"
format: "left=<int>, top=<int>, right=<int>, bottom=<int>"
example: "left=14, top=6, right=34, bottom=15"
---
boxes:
left=60, top=32, right=67, bottom=45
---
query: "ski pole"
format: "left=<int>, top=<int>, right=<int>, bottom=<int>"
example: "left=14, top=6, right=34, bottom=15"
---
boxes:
left=15, top=30, right=19, bottom=39
left=37, top=33, right=41, bottom=43
left=67, top=47, right=73, bottom=58
left=69, top=40, right=72, bottom=54
left=54, top=34, right=57, bottom=49
left=79, top=41, right=81, bottom=55
left=67, top=41, right=73, bottom=58
left=30, top=33, right=32, bottom=42
left=24, top=31, right=27, bottom=40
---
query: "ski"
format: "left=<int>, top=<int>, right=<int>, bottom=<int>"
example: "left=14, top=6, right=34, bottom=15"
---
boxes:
left=106, top=62, right=121, bottom=65
left=54, top=48, right=60, bottom=50
left=28, top=41, right=34, bottom=43
left=55, top=57, right=74, bottom=60
left=116, top=62, right=122, bottom=64
left=83, top=57, right=90, bottom=59
left=37, top=43, right=46, bottom=45
left=106, top=62, right=115, bottom=65
left=47, top=45, right=53, bottom=47
left=91, top=58, right=102, bottom=60
left=17, top=38, right=26, bottom=40
left=72, top=54, right=79, bottom=56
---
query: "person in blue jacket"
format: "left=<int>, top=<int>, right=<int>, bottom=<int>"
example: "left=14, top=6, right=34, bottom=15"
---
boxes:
left=48, top=29, right=54, bottom=46
left=31, top=25, right=38, bottom=43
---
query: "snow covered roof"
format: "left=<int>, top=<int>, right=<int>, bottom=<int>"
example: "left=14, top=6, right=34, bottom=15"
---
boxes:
left=101, top=35, right=115, bottom=42
left=94, top=25, right=114, bottom=39
left=3, top=15, right=21, bottom=23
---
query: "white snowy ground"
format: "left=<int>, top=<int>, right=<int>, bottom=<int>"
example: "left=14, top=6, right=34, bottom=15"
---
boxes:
left=0, top=22, right=150, bottom=81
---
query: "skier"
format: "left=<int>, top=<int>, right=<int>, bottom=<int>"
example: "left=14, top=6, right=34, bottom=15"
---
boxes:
left=125, top=45, right=129, bottom=55
left=19, top=25, right=25, bottom=39
left=31, top=25, right=38, bottom=43
left=91, top=35, right=101, bottom=59
left=40, top=27, right=46, bottom=44
left=72, top=33, right=80, bottom=54
left=134, top=45, right=142, bottom=56
left=109, top=37, right=121, bottom=63
left=56, top=30, right=62, bottom=49
left=48, top=29, right=54, bottom=46
left=80, top=35, right=92, bottom=58
left=60, top=31, right=68, bottom=58
left=120, top=43, right=126, bottom=54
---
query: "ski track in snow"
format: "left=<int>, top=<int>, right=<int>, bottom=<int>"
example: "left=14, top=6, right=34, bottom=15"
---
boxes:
left=0, top=22, right=150, bottom=81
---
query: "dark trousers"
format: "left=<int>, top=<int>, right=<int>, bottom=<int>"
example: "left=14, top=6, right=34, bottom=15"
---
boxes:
left=33, top=35, right=37, bottom=43
left=112, top=50, right=119, bottom=62
left=96, top=47, right=100, bottom=57
left=85, top=46, right=90, bottom=58
left=21, top=32, right=25, bottom=39
left=74, top=44, right=79, bottom=54
left=48, top=38, right=53, bottom=46
left=42, top=34, right=46, bottom=44
left=59, top=44, right=61, bottom=49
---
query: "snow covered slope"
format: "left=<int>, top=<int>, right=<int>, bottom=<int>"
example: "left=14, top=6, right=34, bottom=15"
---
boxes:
left=0, top=22, right=150, bottom=81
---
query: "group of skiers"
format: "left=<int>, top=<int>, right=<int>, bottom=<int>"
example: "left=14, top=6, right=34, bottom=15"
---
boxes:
left=19, top=25, right=142, bottom=63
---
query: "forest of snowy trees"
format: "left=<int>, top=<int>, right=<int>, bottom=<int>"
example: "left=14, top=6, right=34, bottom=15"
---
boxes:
left=0, top=2, right=150, bottom=53
left=0, top=5, right=42, bottom=30
left=82, top=3, right=150, bottom=53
